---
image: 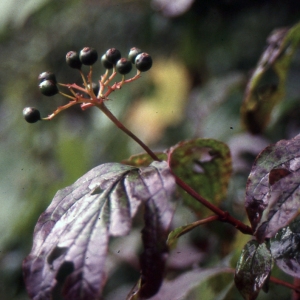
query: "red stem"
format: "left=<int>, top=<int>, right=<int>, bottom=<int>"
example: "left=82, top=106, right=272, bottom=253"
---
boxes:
left=226, top=269, right=300, bottom=294
left=268, top=276, right=300, bottom=295
left=292, top=278, right=300, bottom=300
left=96, top=102, right=159, bottom=161
left=96, top=102, right=253, bottom=235
left=172, top=173, right=253, bottom=235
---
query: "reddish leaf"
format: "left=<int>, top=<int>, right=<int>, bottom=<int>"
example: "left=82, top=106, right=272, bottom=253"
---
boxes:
left=23, top=161, right=176, bottom=300
left=245, top=133, right=300, bottom=242
left=128, top=162, right=178, bottom=299
left=268, top=168, right=291, bottom=185
left=271, top=216, right=300, bottom=278
left=235, top=240, right=273, bottom=300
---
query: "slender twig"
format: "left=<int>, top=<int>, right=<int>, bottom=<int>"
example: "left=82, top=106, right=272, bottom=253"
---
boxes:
left=270, top=276, right=300, bottom=294
left=95, top=102, right=159, bottom=161
left=174, top=215, right=219, bottom=239
left=95, top=102, right=253, bottom=235
left=59, top=91, right=76, bottom=100
left=43, top=101, right=78, bottom=120
left=292, top=278, right=300, bottom=300
left=79, top=69, right=88, bottom=88
left=172, top=173, right=253, bottom=235
left=56, top=68, right=253, bottom=235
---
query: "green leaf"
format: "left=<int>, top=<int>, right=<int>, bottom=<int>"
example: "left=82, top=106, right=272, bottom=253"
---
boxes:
left=241, top=21, right=300, bottom=134
left=23, top=161, right=177, bottom=300
left=270, top=215, right=300, bottom=278
left=245, top=133, right=300, bottom=242
left=122, top=152, right=167, bottom=167
left=234, top=240, right=273, bottom=300
left=167, top=216, right=218, bottom=249
left=169, top=138, right=232, bottom=216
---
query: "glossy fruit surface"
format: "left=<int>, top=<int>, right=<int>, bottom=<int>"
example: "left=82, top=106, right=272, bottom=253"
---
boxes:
left=135, top=53, right=152, bottom=72
left=38, top=71, right=57, bottom=84
left=79, top=47, right=98, bottom=65
left=39, top=80, right=59, bottom=96
left=105, top=48, right=121, bottom=65
left=128, top=47, right=142, bottom=64
left=23, top=107, right=41, bottom=123
left=66, top=51, right=82, bottom=69
left=116, top=58, right=132, bottom=74
left=88, top=82, right=100, bottom=96
left=101, top=54, right=114, bottom=69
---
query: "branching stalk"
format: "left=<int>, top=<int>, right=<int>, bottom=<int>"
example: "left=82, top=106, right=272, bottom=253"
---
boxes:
left=96, top=102, right=253, bottom=235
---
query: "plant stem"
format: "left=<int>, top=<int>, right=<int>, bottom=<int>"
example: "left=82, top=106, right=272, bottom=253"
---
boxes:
left=96, top=103, right=253, bottom=235
left=269, top=276, right=300, bottom=295
left=226, top=269, right=300, bottom=294
left=292, top=278, right=300, bottom=300
left=172, top=172, right=253, bottom=235
left=174, top=215, right=219, bottom=239
left=95, top=102, right=159, bottom=161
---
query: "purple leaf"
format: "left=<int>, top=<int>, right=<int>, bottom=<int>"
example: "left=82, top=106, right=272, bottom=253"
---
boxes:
left=235, top=240, right=273, bottom=300
left=147, top=267, right=232, bottom=300
left=270, top=216, right=300, bottom=278
left=23, top=161, right=176, bottom=300
left=127, top=163, right=178, bottom=299
left=245, top=133, right=300, bottom=242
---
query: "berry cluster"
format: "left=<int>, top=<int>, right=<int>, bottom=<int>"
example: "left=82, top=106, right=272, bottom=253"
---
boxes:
left=23, top=47, right=152, bottom=123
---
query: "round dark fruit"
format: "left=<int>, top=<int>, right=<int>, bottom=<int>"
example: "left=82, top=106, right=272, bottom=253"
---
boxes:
left=135, top=53, right=152, bottom=72
left=101, top=54, right=114, bottom=69
left=116, top=58, right=132, bottom=75
left=88, top=82, right=100, bottom=96
left=128, top=47, right=142, bottom=64
left=79, top=47, right=98, bottom=65
left=105, top=48, right=121, bottom=65
left=38, top=71, right=57, bottom=84
left=66, top=51, right=82, bottom=69
left=23, top=107, right=41, bottom=123
left=39, top=80, right=59, bottom=96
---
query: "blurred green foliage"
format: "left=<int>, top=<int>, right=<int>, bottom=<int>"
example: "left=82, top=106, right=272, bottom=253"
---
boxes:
left=1, top=0, right=300, bottom=299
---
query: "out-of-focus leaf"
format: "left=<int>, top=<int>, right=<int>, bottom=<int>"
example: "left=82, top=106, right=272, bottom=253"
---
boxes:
left=167, top=216, right=218, bottom=249
left=125, top=57, right=190, bottom=144
left=270, top=215, right=300, bottom=278
left=169, top=138, right=232, bottom=216
left=147, top=267, right=232, bottom=300
left=138, top=199, right=169, bottom=298
left=245, top=133, right=300, bottom=242
left=23, top=161, right=177, bottom=300
left=234, top=240, right=273, bottom=300
left=128, top=162, right=177, bottom=299
left=241, top=22, right=300, bottom=134
left=122, top=152, right=167, bottom=167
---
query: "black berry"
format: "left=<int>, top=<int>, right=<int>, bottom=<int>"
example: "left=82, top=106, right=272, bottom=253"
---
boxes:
left=39, top=80, right=59, bottom=96
left=79, top=47, right=98, bottom=65
left=23, top=107, right=41, bottom=123
left=38, top=71, right=57, bottom=84
left=128, top=47, right=142, bottom=64
left=105, top=48, right=121, bottom=65
left=66, top=51, right=82, bottom=69
left=88, top=82, right=100, bottom=96
left=116, top=58, right=132, bottom=75
left=101, top=54, right=114, bottom=69
left=135, top=53, right=152, bottom=72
